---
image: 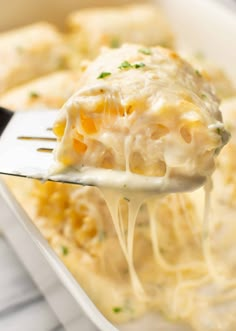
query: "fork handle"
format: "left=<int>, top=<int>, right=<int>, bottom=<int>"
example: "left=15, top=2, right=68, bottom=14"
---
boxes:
left=0, top=107, right=13, bottom=136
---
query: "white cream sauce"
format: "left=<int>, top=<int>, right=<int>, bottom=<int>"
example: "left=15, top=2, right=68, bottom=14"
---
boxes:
left=49, top=165, right=206, bottom=193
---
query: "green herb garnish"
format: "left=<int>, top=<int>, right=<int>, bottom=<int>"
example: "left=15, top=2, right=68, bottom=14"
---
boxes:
left=139, top=48, right=152, bottom=55
left=195, top=70, right=202, bottom=77
left=118, top=61, right=133, bottom=69
left=110, top=38, right=120, bottom=48
left=123, top=197, right=130, bottom=202
left=119, top=61, right=146, bottom=70
left=133, top=62, right=146, bottom=69
left=201, top=94, right=207, bottom=99
left=61, top=246, right=69, bottom=256
left=97, top=72, right=112, bottom=79
left=29, top=91, right=40, bottom=98
left=113, top=307, right=123, bottom=313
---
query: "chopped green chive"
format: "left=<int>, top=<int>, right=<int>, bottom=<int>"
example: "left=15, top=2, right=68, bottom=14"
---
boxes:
left=195, top=70, right=202, bottom=77
left=113, top=307, right=123, bottom=313
left=139, top=48, right=152, bottom=55
left=61, top=246, right=69, bottom=256
left=29, top=91, right=40, bottom=98
left=133, top=62, right=145, bottom=69
left=110, top=38, right=120, bottom=48
left=216, top=128, right=222, bottom=135
left=201, top=94, right=207, bottom=99
left=119, top=61, right=146, bottom=70
left=97, top=72, right=111, bottom=79
left=118, top=61, right=133, bottom=69
left=123, top=197, right=130, bottom=202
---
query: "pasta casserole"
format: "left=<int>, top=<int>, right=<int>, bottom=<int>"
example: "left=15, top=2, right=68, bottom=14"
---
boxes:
left=1, top=3, right=235, bottom=331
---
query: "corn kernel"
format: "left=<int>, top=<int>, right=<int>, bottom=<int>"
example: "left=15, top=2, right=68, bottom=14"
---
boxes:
left=73, top=138, right=87, bottom=154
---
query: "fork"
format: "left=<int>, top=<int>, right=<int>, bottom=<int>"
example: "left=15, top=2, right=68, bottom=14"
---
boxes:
left=0, top=107, right=206, bottom=193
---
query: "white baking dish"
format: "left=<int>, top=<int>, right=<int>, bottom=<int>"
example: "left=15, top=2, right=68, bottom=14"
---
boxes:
left=0, top=0, right=235, bottom=330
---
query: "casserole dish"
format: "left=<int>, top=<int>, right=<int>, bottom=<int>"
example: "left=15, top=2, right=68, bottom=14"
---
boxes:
left=0, top=0, right=235, bottom=330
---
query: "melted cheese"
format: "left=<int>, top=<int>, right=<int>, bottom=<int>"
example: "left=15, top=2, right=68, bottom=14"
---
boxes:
left=53, top=44, right=228, bottom=182
left=47, top=43, right=234, bottom=330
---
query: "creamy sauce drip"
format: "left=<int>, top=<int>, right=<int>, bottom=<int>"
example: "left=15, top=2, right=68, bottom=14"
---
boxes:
left=40, top=163, right=236, bottom=329
left=49, top=165, right=206, bottom=194
left=100, top=187, right=148, bottom=298
left=148, top=197, right=206, bottom=273
left=98, top=175, right=236, bottom=330
left=100, top=178, right=211, bottom=302
left=203, top=178, right=236, bottom=289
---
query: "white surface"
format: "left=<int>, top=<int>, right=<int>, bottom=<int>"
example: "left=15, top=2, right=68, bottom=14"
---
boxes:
left=159, top=0, right=236, bottom=81
left=0, top=235, right=63, bottom=331
left=0, top=181, right=104, bottom=331
left=0, top=110, right=57, bottom=180
left=0, top=110, right=204, bottom=193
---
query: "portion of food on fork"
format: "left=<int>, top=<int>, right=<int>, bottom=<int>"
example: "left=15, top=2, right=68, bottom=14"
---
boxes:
left=53, top=43, right=229, bottom=190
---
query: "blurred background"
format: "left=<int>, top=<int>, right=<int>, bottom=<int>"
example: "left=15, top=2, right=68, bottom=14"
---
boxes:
left=0, top=0, right=146, bottom=31
left=0, top=0, right=233, bottom=31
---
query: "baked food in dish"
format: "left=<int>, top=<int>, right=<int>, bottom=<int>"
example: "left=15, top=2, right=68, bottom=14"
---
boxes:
left=0, top=70, right=81, bottom=110
left=185, top=54, right=236, bottom=99
left=1, top=4, right=236, bottom=331
left=66, top=4, right=174, bottom=60
left=0, top=22, right=67, bottom=94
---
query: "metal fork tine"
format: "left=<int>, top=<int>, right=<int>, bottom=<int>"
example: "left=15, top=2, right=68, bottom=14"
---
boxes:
left=0, top=110, right=57, bottom=181
left=0, top=108, right=206, bottom=192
